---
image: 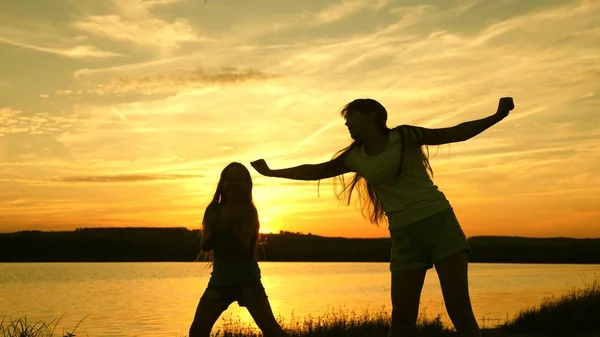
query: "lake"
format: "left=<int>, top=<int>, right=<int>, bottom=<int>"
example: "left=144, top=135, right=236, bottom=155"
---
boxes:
left=1, top=262, right=599, bottom=336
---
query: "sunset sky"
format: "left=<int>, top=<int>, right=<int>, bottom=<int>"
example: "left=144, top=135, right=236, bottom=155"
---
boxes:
left=1, top=0, right=598, bottom=238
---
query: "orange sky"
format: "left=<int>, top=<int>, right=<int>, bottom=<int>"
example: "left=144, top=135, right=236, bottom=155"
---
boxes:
left=0, top=0, right=599, bottom=238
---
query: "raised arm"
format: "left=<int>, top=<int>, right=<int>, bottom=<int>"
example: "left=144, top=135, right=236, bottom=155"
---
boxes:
left=251, top=152, right=353, bottom=180
left=417, top=97, right=515, bottom=146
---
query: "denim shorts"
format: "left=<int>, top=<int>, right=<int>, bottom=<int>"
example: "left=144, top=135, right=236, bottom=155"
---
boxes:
left=201, top=279, right=267, bottom=307
left=389, top=208, right=470, bottom=272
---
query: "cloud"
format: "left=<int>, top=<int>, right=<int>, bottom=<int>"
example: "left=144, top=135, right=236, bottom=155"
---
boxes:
left=312, top=0, right=387, bottom=24
left=468, top=0, right=599, bottom=47
left=221, top=0, right=395, bottom=41
left=387, top=4, right=436, bottom=26
left=2, top=0, right=599, bottom=237
left=0, top=134, right=71, bottom=164
left=72, top=0, right=207, bottom=55
left=0, top=36, right=122, bottom=58
left=0, top=108, right=82, bottom=137
left=142, top=0, right=182, bottom=6
left=54, top=173, right=204, bottom=183
left=80, top=67, right=281, bottom=95
left=0, top=108, right=86, bottom=163
left=59, top=0, right=600, bottom=164
left=54, top=89, right=84, bottom=96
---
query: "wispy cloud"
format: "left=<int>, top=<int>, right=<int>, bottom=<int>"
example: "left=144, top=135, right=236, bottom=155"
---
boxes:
left=72, top=0, right=207, bottom=56
left=239, top=0, right=394, bottom=38
left=468, top=0, right=600, bottom=47
left=0, top=36, right=121, bottom=58
left=80, top=67, right=281, bottom=95
left=0, top=108, right=82, bottom=137
left=142, top=0, right=182, bottom=7
left=312, top=0, right=389, bottom=24
left=1, top=0, right=599, bottom=238
left=55, top=173, right=204, bottom=183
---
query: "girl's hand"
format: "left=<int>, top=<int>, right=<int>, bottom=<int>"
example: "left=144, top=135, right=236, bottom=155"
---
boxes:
left=495, top=97, right=515, bottom=118
left=250, top=159, right=272, bottom=176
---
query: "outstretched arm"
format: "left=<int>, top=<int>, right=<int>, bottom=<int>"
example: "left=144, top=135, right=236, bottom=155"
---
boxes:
left=418, top=97, right=515, bottom=146
left=251, top=152, right=353, bottom=180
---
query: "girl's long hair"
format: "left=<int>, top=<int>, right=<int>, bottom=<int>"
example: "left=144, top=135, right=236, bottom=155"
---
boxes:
left=330, top=99, right=433, bottom=226
left=196, top=162, right=263, bottom=264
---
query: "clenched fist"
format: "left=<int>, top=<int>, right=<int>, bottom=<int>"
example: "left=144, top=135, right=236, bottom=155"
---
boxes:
left=496, top=97, right=515, bottom=118
left=251, top=159, right=272, bottom=176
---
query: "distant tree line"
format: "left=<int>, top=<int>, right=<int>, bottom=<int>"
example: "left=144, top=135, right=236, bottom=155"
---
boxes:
left=1, top=227, right=599, bottom=264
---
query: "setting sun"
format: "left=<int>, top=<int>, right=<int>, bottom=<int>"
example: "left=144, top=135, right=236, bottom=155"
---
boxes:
left=252, top=184, right=294, bottom=235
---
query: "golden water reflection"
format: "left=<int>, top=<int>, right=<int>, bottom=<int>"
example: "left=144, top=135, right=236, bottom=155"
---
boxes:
left=1, top=262, right=598, bottom=336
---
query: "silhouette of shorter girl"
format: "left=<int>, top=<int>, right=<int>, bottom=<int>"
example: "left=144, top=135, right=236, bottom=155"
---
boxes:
left=189, top=162, right=288, bottom=337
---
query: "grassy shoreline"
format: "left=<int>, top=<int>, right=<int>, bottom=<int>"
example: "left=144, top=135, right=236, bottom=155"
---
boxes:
left=2, top=277, right=599, bottom=337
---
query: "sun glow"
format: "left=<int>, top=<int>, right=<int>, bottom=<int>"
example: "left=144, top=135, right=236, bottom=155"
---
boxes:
left=259, top=226, right=277, bottom=234
left=256, top=208, right=283, bottom=234
left=2, top=0, right=599, bottom=239
left=252, top=183, right=297, bottom=235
